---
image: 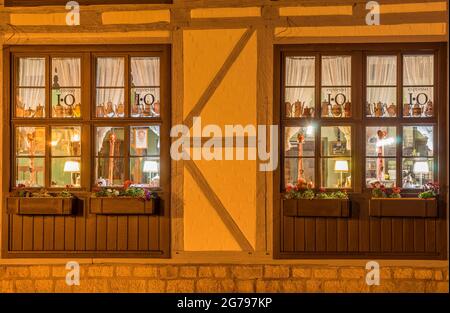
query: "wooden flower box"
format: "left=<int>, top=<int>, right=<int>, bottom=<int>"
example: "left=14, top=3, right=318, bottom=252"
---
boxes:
left=7, top=197, right=75, bottom=215
left=90, top=197, right=158, bottom=215
left=283, top=198, right=350, bottom=217
left=369, top=198, right=437, bottom=217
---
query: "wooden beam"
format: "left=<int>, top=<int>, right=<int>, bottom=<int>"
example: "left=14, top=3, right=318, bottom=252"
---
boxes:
left=183, top=27, right=255, bottom=129
left=171, top=28, right=184, bottom=253
left=185, top=159, right=254, bottom=252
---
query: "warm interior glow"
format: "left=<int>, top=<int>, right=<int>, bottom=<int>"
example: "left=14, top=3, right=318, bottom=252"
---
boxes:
left=63, top=160, right=80, bottom=172
left=413, top=161, right=429, bottom=174
left=334, top=160, right=349, bottom=172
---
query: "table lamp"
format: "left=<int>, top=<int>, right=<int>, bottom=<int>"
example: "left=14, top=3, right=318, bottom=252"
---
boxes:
left=63, top=160, right=80, bottom=186
left=413, top=161, right=429, bottom=186
left=334, top=160, right=349, bottom=188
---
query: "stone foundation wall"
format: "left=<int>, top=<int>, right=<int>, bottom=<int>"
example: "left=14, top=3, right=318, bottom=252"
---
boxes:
left=1, top=264, right=448, bottom=293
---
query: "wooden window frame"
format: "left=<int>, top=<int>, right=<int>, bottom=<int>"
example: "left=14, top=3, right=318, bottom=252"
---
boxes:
left=7, top=46, right=170, bottom=193
left=274, top=43, right=447, bottom=259
left=281, top=50, right=359, bottom=192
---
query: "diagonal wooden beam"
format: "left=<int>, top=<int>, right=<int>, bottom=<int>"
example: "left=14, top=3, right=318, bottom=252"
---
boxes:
left=185, top=159, right=254, bottom=252
left=183, top=27, right=255, bottom=129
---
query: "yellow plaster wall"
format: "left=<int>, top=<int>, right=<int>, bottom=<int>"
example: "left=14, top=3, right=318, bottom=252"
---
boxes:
left=102, top=10, right=170, bottom=25
left=182, top=28, right=258, bottom=250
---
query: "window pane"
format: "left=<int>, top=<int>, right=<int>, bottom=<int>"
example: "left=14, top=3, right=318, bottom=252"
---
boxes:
left=403, top=55, right=434, bottom=118
left=51, top=58, right=82, bottom=118
left=131, top=87, right=160, bottom=118
left=365, top=126, right=396, bottom=157
left=95, top=127, right=125, bottom=157
left=52, top=88, right=81, bottom=118
left=402, top=87, right=434, bottom=117
left=402, top=126, right=433, bottom=157
left=402, top=158, right=434, bottom=189
left=16, top=157, right=45, bottom=187
left=18, top=58, right=45, bottom=87
left=284, top=158, right=315, bottom=187
left=320, top=126, right=351, bottom=157
left=16, top=88, right=45, bottom=118
left=130, top=157, right=160, bottom=188
left=96, top=57, right=124, bottom=87
left=366, top=87, right=397, bottom=117
left=285, top=56, right=315, bottom=86
left=367, top=56, right=396, bottom=86
left=320, top=157, right=351, bottom=188
left=366, top=158, right=397, bottom=187
left=403, top=55, right=433, bottom=86
left=131, top=57, right=160, bottom=86
left=321, top=56, right=351, bottom=86
left=16, top=127, right=45, bottom=156
left=51, top=157, right=81, bottom=187
left=321, top=87, right=351, bottom=117
left=51, top=126, right=81, bottom=156
left=96, top=88, right=125, bottom=118
left=284, top=126, right=315, bottom=157
left=130, top=126, right=160, bottom=156
left=285, top=88, right=315, bottom=117
left=95, top=158, right=124, bottom=187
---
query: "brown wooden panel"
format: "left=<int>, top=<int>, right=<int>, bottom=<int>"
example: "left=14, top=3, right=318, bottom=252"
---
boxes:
left=138, top=217, right=149, bottom=251
left=65, top=216, right=75, bottom=251
left=107, top=216, right=118, bottom=251
left=8, top=197, right=74, bottom=215
left=128, top=216, right=138, bottom=251
left=117, top=216, right=128, bottom=250
left=54, top=216, right=65, bottom=250
left=337, top=219, right=348, bottom=252
left=149, top=215, right=159, bottom=251
left=414, top=218, right=425, bottom=252
left=359, top=201, right=370, bottom=252
left=403, top=218, right=415, bottom=252
left=304, top=218, right=315, bottom=252
left=43, top=217, right=54, bottom=250
left=22, top=215, right=33, bottom=251
left=425, top=220, right=436, bottom=252
left=381, top=218, right=392, bottom=252
left=75, top=215, right=86, bottom=251
left=11, top=214, right=22, bottom=251
left=370, top=218, right=381, bottom=252
left=96, top=216, right=107, bottom=251
left=85, top=215, right=96, bottom=251
left=282, top=216, right=294, bottom=252
left=33, top=217, right=44, bottom=250
left=392, top=219, right=403, bottom=252
left=316, top=219, right=326, bottom=252
left=326, top=219, right=337, bottom=252
left=369, top=199, right=437, bottom=217
left=294, top=218, right=305, bottom=251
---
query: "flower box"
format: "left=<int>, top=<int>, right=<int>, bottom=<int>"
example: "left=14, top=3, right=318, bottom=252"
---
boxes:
left=90, top=197, right=158, bottom=215
left=7, top=197, right=75, bottom=215
left=283, top=198, right=350, bottom=217
left=369, top=198, right=437, bottom=217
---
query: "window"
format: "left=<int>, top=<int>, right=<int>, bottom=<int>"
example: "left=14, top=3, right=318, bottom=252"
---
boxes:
left=11, top=48, right=169, bottom=191
left=364, top=54, right=436, bottom=189
left=283, top=54, right=354, bottom=189
left=281, top=47, right=440, bottom=193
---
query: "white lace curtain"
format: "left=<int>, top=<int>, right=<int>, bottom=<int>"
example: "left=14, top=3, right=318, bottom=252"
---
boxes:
left=366, top=56, right=397, bottom=106
left=403, top=55, right=434, bottom=85
left=321, top=56, right=351, bottom=86
left=96, top=57, right=125, bottom=107
left=52, top=58, right=81, bottom=87
left=284, top=56, right=314, bottom=107
left=18, top=58, right=45, bottom=110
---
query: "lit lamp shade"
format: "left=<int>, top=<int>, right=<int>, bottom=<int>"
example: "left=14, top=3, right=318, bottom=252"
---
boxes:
left=413, top=161, right=429, bottom=174
left=143, top=161, right=158, bottom=173
left=334, top=160, right=349, bottom=172
left=63, top=161, right=80, bottom=172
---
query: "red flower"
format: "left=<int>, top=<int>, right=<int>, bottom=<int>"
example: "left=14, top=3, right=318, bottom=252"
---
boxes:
left=124, top=180, right=133, bottom=189
left=319, top=187, right=326, bottom=193
left=286, top=185, right=293, bottom=193
left=392, top=187, right=401, bottom=194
